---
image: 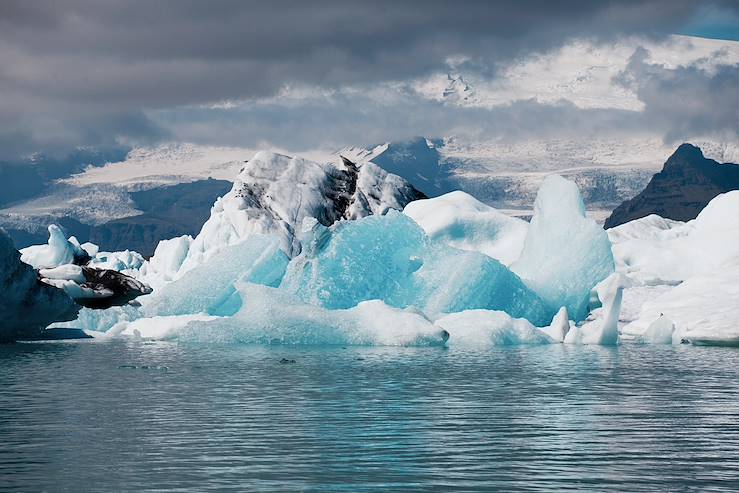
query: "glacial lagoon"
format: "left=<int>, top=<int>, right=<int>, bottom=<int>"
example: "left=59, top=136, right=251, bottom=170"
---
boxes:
left=2, top=341, right=739, bottom=492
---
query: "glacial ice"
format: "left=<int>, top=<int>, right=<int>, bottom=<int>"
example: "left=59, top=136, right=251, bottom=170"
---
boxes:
left=114, top=283, right=450, bottom=346
left=88, top=249, right=145, bottom=275
left=31, top=159, right=739, bottom=348
left=512, top=175, right=614, bottom=321
left=435, top=310, right=555, bottom=347
left=611, top=191, right=739, bottom=345
left=138, top=235, right=193, bottom=287
left=563, top=273, right=625, bottom=345
left=282, top=211, right=552, bottom=325
left=20, top=224, right=86, bottom=269
left=142, top=235, right=289, bottom=317
left=171, top=151, right=424, bottom=279
left=403, top=191, right=528, bottom=265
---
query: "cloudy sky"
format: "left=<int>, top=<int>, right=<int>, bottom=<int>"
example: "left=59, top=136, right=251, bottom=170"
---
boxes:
left=0, top=0, right=737, bottom=159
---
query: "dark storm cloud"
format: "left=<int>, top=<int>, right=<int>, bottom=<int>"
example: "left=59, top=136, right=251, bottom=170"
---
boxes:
left=0, top=0, right=735, bottom=157
left=615, top=48, right=739, bottom=142
left=153, top=93, right=644, bottom=152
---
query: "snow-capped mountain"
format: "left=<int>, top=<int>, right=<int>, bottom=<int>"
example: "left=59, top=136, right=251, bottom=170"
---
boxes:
left=335, top=136, right=735, bottom=220
left=415, top=35, right=739, bottom=110
left=1, top=33, right=736, bottom=247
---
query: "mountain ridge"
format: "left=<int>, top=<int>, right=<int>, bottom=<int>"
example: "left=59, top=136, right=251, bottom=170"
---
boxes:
left=604, top=144, right=739, bottom=228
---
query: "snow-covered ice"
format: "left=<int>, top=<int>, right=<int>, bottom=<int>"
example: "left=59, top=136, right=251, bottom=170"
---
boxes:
left=512, top=175, right=614, bottom=321
left=403, top=191, right=528, bottom=265
left=20, top=225, right=88, bottom=269
left=606, top=191, right=739, bottom=345
left=162, top=151, right=423, bottom=280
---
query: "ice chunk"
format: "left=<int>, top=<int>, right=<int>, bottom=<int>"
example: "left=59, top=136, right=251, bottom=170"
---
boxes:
left=622, top=257, right=739, bottom=345
left=282, top=211, right=552, bottom=324
left=512, top=175, right=614, bottom=321
left=564, top=273, right=624, bottom=345
left=403, top=191, right=528, bottom=265
left=138, top=235, right=193, bottom=286
left=122, top=283, right=449, bottom=346
left=80, top=242, right=99, bottom=258
left=610, top=192, right=739, bottom=344
left=20, top=225, right=78, bottom=269
left=111, top=314, right=221, bottom=340
left=541, top=307, right=570, bottom=343
left=39, top=264, right=86, bottom=283
left=51, top=305, right=141, bottom=333
left=143, top=235, right=289, bottom=317
left=399, top=242, right=552, bottom=323
left=635, top=316, right=676, bottom=345
left=88, top=249, right=145, bottom=273
left=435, top=310, right=555, bottom=347
left=176, top=151, right=424, bottom=275
left=282, top=211, right=426, bottom=310
left=0, top=228, right=79, bottom=341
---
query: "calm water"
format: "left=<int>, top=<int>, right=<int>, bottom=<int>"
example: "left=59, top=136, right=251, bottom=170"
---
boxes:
left=2, top=341, right=739, bottom=492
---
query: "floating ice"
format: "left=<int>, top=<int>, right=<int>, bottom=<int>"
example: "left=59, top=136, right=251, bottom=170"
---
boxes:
left=88, top=249, right=145, bottom=274
left=564, top=273, right=625, bottom=345
left=435, top=310, right=555, bottom=347
left=611, top=191, right=739, bottom=345
left=20, top=224, right=85, bottom=269
left=282, top=211, right=552, bottom=325
left=173, top=151, right=424, bottom=278
left=636, top=316, right=676, bottom=345
left=138, top=235, right=193, bottom=287
left=142, top=235, right=289, bottom=317
left=512, top=175, right=614, bottom=321
left=540, top=307, right=571, bottom=343
left=403, top=191, right=528, bottom=265
left=115, top=283, right=449, bottom=346
left=39, top=264, right=86, bottom=283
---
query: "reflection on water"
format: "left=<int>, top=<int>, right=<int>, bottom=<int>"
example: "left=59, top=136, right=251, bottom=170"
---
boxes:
left=2, top=341, right=739, bottom=491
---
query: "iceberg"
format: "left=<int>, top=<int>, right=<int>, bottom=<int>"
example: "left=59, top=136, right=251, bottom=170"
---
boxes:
left=20, top=224, right=89, bottom=269
left=436, top=310, right=555, bottom=347
left=48, top=162, right=739, bottom=349
left=512, top=175, right=614, bottom=321
left=282, top=211, right=552, bottom=325
left=115, top=283, right=450, bottom=346
left=19, top=226, right=153, bottom=310
left=611, top=191, right=739, bottom=345
left=142, top=235, right=289, bottom=317
left=0, top=228, right=79, bottom=341
left=170, top=151, right=425, bottom=279
left=403, top=191, right=528, bottom=265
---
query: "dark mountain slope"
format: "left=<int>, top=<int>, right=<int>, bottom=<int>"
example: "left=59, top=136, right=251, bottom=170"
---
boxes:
left=605, top=144, right=739, bottom=228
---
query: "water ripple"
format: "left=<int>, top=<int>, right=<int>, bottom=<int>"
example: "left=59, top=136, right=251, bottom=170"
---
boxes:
left=1, top=343, right=739, bottom=491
